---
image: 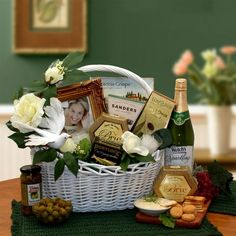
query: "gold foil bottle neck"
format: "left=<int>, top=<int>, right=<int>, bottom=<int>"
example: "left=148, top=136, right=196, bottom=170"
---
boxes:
left=174, top=78, right=188, bottom=112
left=175, top=78, right=187, bottom=91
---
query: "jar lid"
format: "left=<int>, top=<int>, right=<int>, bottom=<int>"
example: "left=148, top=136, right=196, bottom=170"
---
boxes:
left=20, top=164, right=41, bottom=174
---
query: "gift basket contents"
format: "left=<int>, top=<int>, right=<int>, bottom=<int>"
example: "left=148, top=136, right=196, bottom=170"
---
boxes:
left=7, top=52, right=233, bottom=228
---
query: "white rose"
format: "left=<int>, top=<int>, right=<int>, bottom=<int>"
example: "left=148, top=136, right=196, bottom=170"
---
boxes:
left=121, top=131, right=149, bottom=156
left=141, top=134, right=161, bottom=154
left=10, top=93, right=46, bottom=133
left=45, top=62, right=64, bottom=84
left=60, top=138, right=77, bottom=153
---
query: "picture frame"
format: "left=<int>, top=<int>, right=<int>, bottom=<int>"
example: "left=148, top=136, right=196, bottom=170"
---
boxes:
left=57, top=79, right=106, bottom=132
left=13, top=0, right=87, bottom=54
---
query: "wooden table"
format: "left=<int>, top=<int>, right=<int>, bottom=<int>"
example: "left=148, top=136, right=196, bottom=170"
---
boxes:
left=1, top=179, right=236, bottom=236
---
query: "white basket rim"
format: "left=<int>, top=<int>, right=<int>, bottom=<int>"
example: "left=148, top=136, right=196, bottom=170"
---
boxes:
left=78, top=64, right=153, bottom=95
left=77, top=150, right=162, bottom=176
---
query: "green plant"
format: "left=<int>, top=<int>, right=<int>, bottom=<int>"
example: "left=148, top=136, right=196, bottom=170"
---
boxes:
left=173, top=46, right=236, bottom=105
left=7, top=52, right=91, bottom=181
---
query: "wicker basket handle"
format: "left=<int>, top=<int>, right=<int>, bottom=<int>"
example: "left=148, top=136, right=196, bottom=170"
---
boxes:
left=78, top=64, right=153, bottom=95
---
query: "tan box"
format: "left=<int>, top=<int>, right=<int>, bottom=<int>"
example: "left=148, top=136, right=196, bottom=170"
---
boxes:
left=89, top=112, right=128, bottom=145
left=132, top=91, right=175, bottom=135
left=153, top=166, right=198, bottom=202
left=107, top=95, right=144, bottom=130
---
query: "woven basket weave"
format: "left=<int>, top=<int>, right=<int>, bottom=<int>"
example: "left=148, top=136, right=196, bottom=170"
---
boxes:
left=40, top=65, right=163, bottom=212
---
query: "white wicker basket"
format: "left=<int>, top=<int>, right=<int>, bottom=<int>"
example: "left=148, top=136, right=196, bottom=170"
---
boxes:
left=40, top=65, right=163, bottom=212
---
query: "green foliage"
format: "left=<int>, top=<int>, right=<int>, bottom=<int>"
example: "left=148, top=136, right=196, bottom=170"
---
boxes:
left=23, top=80, right=47, bottom=94
left=6, top=121, right=19, bottom=132
left=42, top=85, right=57, bottom=105
left=62, top=70, right=89, bottom=87
left=175, top=48, right=236, bottom=105
left=54, top=158, right=65, bottom=181
left=63, top=152, right=79, bottom=177
left=120, top=153, right=131, bottom=171
left=152, top=128, right=173, bottom=149
left=120, top=152, right=154, bottom=171
left=33, top=148, right=57, bottom=164
left=159, top=213, right=176, bottom=228
left=14, top=51, right=87, bottom=101
left=62, top=52, right=85, bottom=69
left=75, top=138, right=91, bottom=161
left=207, top=160, right=233, bottom=195
left=8, top=132, right=33, bottom=148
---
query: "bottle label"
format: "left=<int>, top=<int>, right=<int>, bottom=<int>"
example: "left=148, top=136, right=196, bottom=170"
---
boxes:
left=171, top=111, right=190, bottom=126
left=164, top=146, right=194, bottom=171
left=21, top=183, right=42, bottom=206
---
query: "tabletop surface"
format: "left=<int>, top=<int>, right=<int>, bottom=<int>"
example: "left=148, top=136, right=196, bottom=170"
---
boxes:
left=1, top=178, right=236, bottom=236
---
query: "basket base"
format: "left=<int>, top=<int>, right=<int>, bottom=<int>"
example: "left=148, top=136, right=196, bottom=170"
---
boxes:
left=40, top=151, right=164, bottom=212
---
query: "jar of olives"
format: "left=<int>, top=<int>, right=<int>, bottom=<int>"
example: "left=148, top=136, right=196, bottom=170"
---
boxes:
left=20, top=165, right=42, bottom=216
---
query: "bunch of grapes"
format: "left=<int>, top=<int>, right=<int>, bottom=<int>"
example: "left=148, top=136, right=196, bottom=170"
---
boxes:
left=195, top=171, right=220, bottom=200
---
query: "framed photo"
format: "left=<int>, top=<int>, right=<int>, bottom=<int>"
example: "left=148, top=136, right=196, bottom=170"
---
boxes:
left=57, top=79, right=106, bottom=142
left=13, top=0, right=87, bottom=54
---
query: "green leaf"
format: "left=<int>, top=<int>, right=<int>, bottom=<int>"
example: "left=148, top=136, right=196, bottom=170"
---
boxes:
left=54, top=158, right=65, bottom=181
left=62, top=69, right=89, bottom=86
left=120, top=153, right=130, bottom=171
left=133, top=153, right=154, bottom=162
left=62, top=52, right=85, bottom=69
left=6, top=121, right=19, bottom=132
left=63, top=152, right=79, bottom=177
left=153, top=128, right=173, bottom=149
left=207, top=160, right=233, bottom=195
left=26, top=80, right=47, bottom=89
left=76, top=138, right=92, bottom=161
left=159, top=213, right=175, bottom=228
left=8, top=132, right=27, bottom=148
left=13, top=87, right=24, bottom=100
left=79, top=138, right=91, bottom=151
left=42, top=85, right=57, bottom=104
left=33, top=148, right=57, bottom=164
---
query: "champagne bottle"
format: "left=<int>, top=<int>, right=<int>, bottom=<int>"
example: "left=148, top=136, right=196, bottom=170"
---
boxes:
left=164, top=78, right=195, bottom=171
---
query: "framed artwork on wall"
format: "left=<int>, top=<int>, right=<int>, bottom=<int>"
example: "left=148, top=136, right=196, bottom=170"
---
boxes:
left=13, top=0, right=87, bottom=54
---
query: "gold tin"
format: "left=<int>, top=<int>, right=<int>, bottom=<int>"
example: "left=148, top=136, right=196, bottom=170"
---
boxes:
left=89, top=112, right=128, bottom=145
left=153, top=166, right=197, bottom=202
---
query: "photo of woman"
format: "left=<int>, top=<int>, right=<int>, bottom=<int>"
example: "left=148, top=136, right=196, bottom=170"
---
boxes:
left=63, top=97, right=93, bottom=144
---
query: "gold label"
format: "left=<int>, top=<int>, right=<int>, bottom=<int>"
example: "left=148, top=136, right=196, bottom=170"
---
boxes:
left=132, top=91, right=175, bottom=135
left=159, top=175, right=191, bottom=202
left=21, top=183, right=42, bottom=206
left=94, top=121, right=124, bottom=145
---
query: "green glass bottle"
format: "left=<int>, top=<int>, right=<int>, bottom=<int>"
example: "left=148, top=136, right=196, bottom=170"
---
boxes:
left=165, top=78, right=195, bottom=171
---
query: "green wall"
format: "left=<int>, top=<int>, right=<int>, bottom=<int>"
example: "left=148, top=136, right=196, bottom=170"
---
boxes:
left=1, top=0, right=236, bottom=104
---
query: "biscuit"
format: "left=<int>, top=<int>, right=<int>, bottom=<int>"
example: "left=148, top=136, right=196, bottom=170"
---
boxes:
left=169, top=206, right=183, bottom=219
left=181, top=213, right=196, bottom=222
left=184, top=196, right=206, bottom=202
left=182, top=204, right=196, bottom=214
left=173, top=203, right=182, bottom=208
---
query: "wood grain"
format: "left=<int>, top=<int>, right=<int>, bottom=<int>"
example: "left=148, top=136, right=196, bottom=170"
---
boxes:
left=0, top=178, right=20, bottom=236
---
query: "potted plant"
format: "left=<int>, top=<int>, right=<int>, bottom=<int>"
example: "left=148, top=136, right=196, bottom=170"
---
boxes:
left=173, top=46, right=236, bottom=155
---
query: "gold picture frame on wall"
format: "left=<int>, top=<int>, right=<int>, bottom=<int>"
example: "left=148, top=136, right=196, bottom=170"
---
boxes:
left=13, top=0, right=87, bottom=54
left=57, top=79, right=106, bottom=130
